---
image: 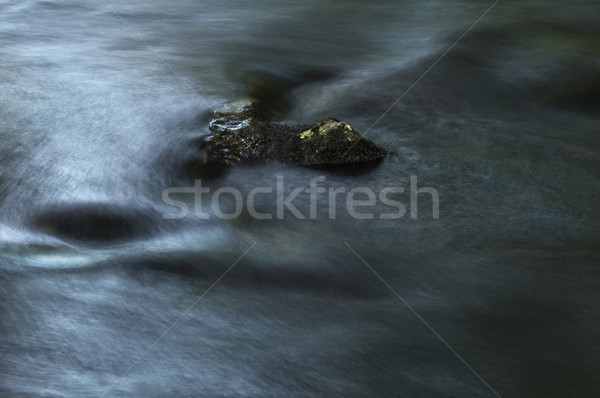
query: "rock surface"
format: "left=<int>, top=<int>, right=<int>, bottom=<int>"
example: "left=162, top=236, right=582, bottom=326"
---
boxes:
left=195, top=103, right=387, bottom=174
left=294, top=118, right=387, bottom=165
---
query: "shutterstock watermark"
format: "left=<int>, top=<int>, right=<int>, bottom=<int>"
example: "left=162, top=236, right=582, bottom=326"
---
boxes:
left=162, top=175, right=439, bottom=220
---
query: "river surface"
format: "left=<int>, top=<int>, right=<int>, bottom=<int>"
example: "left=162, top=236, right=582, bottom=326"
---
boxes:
left=1, top=1, right=599, bottom=397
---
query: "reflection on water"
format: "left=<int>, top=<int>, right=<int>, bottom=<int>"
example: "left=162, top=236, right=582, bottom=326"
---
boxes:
left=1, top=0, right=599, bottom=397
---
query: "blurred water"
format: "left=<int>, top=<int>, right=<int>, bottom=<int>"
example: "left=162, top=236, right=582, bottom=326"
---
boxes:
left=1, top=0, right=599, bottom=397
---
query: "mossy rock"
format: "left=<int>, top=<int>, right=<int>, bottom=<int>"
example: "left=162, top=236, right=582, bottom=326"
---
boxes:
left=196, top=103, right=387, bottom=174
left=294, top=118, right=387, bottom=165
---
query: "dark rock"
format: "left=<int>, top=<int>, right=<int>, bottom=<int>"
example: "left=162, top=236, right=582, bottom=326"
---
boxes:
left=292, top=118, right=388, bottom=165
left=195, top=103, right=387, bottom=174
left=30, top=202, right=157, bottom=244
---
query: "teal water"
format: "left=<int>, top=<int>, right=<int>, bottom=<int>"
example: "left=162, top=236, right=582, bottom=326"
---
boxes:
left=1, top=1, right=599, bottom=397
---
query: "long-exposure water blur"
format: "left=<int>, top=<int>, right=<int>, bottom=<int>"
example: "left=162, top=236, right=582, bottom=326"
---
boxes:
left=1, top=1, right=599, bottom=397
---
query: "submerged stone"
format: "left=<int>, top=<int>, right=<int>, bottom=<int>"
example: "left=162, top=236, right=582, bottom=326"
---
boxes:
left=196, top=103, right=387, bottom=174
left=30, top=202, right=157, bottom=244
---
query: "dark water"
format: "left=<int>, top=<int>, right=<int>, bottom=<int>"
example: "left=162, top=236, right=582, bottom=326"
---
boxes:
left=1, top=1, right=599, bottom=397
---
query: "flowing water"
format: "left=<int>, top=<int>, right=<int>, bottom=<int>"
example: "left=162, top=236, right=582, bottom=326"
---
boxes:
left=1, top=1, right=599, bottom=397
